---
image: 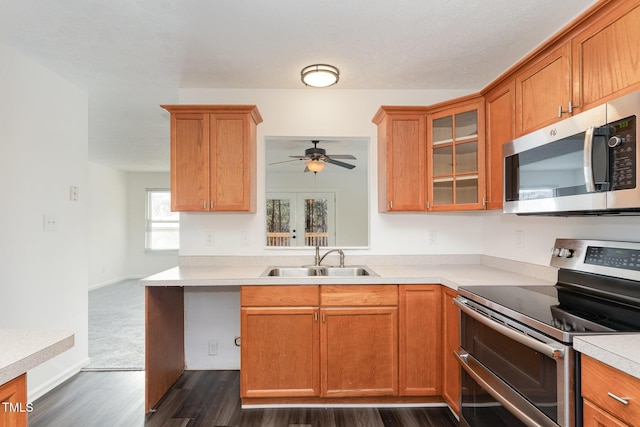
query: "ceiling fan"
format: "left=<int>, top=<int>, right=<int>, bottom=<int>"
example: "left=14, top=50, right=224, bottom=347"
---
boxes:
left=270, top=140, right=356, bottom=173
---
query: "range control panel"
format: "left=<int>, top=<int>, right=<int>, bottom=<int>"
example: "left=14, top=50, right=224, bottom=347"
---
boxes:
left=585, top=246, right=640, bottom=271
left=551, top=238, right=640, bottom=281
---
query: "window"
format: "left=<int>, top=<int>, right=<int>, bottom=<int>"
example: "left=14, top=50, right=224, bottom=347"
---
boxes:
left=146, top=189, right=179, bottom=251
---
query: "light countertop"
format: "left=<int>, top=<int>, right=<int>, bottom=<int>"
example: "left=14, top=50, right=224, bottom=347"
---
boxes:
left=574, top=334, right=640, bottom=380
left=0, top=329, right=74, bottom=385
left=140, top=263, right=555, bottom=290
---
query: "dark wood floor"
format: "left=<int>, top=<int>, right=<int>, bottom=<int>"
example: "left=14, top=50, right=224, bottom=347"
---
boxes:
left=30, top=370, right=458, bottom=427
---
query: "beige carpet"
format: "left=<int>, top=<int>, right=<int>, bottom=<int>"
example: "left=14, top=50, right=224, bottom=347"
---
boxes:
left=84, top=279, right=144, bottom=371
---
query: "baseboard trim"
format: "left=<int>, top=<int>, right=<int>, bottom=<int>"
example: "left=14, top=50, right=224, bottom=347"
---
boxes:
left=88, top=276, right=144, bottom=291
left=28, top=357, right=91, bottom=402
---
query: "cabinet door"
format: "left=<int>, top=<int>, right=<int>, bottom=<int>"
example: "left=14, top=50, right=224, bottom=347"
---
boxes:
left=0, top=374, right=27, bottom=427
left=321, top=307, right=398, bottom=397
left=428, top=99, right=485, bottom=211
left=515, top=42, right=571, bottom=136
left=398, top=285, right=441, bottom=396
left=377, top=112, right=426, bottom=211
left=441, top=287, right=460, bottom=414
left=240, top=307, right=320, bottom=397
left=583, top=399, right=630, bottom=427
left=210, top=113, right=254, bottom=211
left=170, top=113, right=210, bottom=211
left=484, top=79, right=515, bottom=210
left=572, top=2, right=640, bottom=112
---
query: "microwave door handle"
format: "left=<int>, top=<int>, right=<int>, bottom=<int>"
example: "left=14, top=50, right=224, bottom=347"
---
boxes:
left=584, top=126, right=596, bottom=193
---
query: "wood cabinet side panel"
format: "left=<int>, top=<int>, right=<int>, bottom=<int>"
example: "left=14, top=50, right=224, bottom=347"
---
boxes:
left=171, top=114, right=209, bottom=211
left=441, top=287, right=460, bottom=414
left=581, top=355, right=640, bottom=426
left=241, top=285, right=319, bottom=307
left=240, top=308, right=320, bottom=397
left=320, top=285, right=398, bottom=306
left=398, top=285, right=441, bottom=396
left=0, top=374, right=27, bottom=427
left=321, top=307, right=398, bottom=397
left=145, top=286, right=184, bottom=413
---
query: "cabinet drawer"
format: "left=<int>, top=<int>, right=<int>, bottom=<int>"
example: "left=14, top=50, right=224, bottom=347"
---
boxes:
left=320, top=285, right=398, bottom=306
left=241, top=285, right=319, bottom=307
left=582, top=355, right=640, bottom=426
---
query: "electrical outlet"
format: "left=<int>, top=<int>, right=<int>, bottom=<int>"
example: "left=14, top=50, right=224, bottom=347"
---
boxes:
left=208, top=339, right=218, bottom=356
left=515, top=230, right=523, bottom=248
left=428, top=230, right=438, bottom=245
left=43, top=214, right=58, bottom=231
left=70, top=185, right=79, bottom=201
left=206, top=231, right=215, bottom=246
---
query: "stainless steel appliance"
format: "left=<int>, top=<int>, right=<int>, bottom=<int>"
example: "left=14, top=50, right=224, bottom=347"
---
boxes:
left=455, top=238, right=640, bottom=427
left=503, top=91, right=640, bottom=215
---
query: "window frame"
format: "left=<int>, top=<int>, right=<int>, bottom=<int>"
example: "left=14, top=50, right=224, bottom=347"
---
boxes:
left=145, top=188, right=179, bottom=253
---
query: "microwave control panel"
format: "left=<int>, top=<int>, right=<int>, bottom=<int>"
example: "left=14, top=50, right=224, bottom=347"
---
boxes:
left=609, top=115, right=636, bottom=190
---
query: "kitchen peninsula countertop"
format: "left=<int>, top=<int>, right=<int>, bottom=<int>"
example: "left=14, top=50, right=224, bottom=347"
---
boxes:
left=574, top=335, right=640, bottom=380
left=0, top=329, right=74, bottom=385
left=140, top=255, right=557, bottom=289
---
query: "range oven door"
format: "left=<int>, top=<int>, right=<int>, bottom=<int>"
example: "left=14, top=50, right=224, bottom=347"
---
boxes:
left=454, top=297, right=574, bottom=427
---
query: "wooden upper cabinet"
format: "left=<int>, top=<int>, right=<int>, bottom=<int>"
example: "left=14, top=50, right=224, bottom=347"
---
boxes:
left=483, top=78, right=515, bottom=210
left=161, top=105, right=262, bottom=212
left=572, top=1, right=640, bottom=113
left=427, top=97, right=485, bottom=211
left=373, top=107, right=427, bottom=212
left=515, top=42, right=572, bottom=136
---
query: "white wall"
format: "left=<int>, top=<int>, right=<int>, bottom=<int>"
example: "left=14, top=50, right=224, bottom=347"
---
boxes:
left=126, top=172, right=178, bottom=277
left=88, top=162, right=128, bottom=288
left=0, top=42, right=89, bottom=399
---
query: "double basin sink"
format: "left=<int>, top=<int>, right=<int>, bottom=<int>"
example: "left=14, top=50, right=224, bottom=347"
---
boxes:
left=262, top=265, right=378, bottom=277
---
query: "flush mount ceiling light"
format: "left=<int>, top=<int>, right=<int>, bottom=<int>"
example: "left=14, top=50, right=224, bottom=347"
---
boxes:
left=301, top=64, right=339, bottom=88
left=305, top=159, right=326, bottom=173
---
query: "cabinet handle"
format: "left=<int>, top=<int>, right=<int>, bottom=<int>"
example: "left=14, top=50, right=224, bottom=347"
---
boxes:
left=558, top=101, right=573, bottom=117
left=203, top=200, right=207, bottom=209
left=607, top=392, right=630, bottom=405
left=322, top=313, right=326, bottom=322
left=314, top=311, right=318, bottom=322
left=210, top=200, right=214, bottom=209
left=389, top=201, right=393, bottom=210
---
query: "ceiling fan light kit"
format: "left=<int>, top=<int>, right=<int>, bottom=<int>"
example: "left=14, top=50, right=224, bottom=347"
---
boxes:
left=301, top=64, right=339, bottom=87
left=305, top=159, right=326, bottom=173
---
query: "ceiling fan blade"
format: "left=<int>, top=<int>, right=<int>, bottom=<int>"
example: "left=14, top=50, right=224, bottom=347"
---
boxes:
left=326, top=158, right=356, bottom=169
left=289, top=155, right=309, bottom=159
left=269, top=159, right=301, bottom=165
left=326, top=154, right=356, bottom=159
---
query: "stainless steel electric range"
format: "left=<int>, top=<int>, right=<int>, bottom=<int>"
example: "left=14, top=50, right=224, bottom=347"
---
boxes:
left=455, top=238, right=640, bottom=427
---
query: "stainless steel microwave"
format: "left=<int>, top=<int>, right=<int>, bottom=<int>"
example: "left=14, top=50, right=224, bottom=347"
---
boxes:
left=503, top=91, right=640, bottom=215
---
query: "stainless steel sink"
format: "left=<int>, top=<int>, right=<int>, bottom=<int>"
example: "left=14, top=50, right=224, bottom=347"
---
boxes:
left=261, top=266, right=378, bottom=277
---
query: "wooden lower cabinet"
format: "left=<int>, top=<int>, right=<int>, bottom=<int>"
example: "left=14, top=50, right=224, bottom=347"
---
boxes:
left=240, top=307, right=320, bottom=397
left=0, top=374, right=27, bottom=427
left=321, top=306, right=398, bottom=397
left=581, top=354, right=640, bottom=427
left=441, top=287, right=460, bottom=414
left=398, top=285, right=441, bottom=396
left=240, top=284, right=460, bottom=406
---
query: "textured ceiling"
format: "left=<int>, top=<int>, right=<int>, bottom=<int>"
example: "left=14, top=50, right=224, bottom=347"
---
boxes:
left=0, top=0, right=597, bottom=172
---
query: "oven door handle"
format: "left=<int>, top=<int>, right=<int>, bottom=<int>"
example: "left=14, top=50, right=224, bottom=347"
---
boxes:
left=454, top=297, right=565, bottom=359
left=455, top=350, right=560, bottom=427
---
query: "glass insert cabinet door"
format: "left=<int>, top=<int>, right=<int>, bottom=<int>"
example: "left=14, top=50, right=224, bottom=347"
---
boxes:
left=428, top=99, right=485, bottom=210
left=266, top=192, right=336, bottom=247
